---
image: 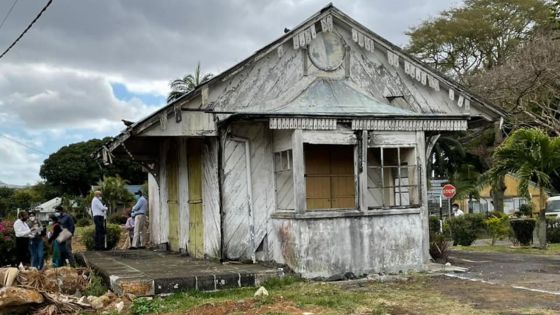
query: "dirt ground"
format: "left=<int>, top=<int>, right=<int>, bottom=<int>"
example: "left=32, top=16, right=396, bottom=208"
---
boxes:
left=112, top=249, right=560, bottom=314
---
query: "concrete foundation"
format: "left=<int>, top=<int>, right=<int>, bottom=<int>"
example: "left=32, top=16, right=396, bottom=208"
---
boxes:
left=77, top=250, right=282, bottom=296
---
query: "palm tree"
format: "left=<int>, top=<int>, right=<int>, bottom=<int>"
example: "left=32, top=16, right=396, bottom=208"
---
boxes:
left=482, top=128, right=560, bottom=248
left=429, top=136, right=466, bottom=179
left=167, top=62, right=213, bottom=103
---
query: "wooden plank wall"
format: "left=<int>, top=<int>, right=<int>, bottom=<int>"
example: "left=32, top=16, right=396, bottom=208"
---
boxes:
left=147, top=173, right=160, bottom=245
left=222, top=134, right=250, bottom=259
left=158, top=139, right=170, bottom=244
left=178, top=139, right=190, bottom=251
left=203, top=138, right=221, bottom=258
left=222, top=122, right=276, bottom=260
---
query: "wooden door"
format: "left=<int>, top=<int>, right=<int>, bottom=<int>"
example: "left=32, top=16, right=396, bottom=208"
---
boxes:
left=305, top=144, right=355, bottom=210
left=187, top=139, right=204, bottom=258
left=166, top=144, right=180, bottom=251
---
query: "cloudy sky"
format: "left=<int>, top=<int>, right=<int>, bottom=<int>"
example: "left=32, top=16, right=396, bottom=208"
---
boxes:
left=0, top=0, right=462, bottom=185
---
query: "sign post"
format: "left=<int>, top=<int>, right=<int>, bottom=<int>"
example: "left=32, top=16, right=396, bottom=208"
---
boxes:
left=442, top=184, right=456, bottom=218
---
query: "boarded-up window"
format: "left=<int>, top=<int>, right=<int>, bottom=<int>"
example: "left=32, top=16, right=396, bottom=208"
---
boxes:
left=305, top=144, right=355, bottom=210
left=367, top=147, right=419, bottom=209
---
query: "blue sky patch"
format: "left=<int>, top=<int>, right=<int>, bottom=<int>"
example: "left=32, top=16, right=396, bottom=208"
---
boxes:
left=111, top=82, right=166, bottom=107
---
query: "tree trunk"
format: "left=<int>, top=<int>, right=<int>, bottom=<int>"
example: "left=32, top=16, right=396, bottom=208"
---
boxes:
left=537, top=187, right=547, bottom=248
left=491, top=175, right=506, bottom=212
left=492, top=122, right=506, bottom=213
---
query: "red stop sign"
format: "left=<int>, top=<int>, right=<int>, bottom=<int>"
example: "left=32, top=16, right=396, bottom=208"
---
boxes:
left=442, top=184, right=456, bottom=199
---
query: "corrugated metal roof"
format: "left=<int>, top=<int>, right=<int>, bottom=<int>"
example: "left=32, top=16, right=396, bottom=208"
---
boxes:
left=271, top=79, right=418, bottom=116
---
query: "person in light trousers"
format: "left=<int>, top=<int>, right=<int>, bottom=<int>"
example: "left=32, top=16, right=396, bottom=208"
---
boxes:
left=130, top=190, right=147, bottom=249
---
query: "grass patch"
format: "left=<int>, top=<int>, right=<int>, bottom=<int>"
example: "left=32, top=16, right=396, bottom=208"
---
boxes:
left=453, top=243, right=560, bottom=255
left=83, top=272, right=108, bottom=297
left=144, top=276, right=493, bottom=315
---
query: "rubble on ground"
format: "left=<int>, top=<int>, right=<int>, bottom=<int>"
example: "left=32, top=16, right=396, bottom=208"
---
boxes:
left=0, top=266, right=132, bottom=314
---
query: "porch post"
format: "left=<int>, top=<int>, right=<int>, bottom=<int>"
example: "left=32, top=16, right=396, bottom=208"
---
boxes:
left=292, top=129, right=306, bottom=213
left=359, top=130, right=368, bottom=211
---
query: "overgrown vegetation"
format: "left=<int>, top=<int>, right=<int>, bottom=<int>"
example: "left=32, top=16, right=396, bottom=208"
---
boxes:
left=510, top=218, right=536, bottom=246
left=447, top=214, right=486, bottom=246
left=80, top=224, right=122, bottom=251
left=83, top=272, right=109, bottom=297
left=0, top=220, right=17, bottom=266
left=485, top=213, right=510, bottom=246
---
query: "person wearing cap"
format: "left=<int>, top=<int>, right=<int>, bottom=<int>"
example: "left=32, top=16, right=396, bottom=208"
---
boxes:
left=130, top=190, right=147, bottom=249
left=28, top=211, right=45, bottom=270
left=54, top=205, right=76, bottom=266
left=91, top=190, right=108, bottom=250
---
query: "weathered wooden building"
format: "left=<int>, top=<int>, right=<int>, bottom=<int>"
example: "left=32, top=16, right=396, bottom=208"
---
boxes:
left=102, top=5, right=504, bottom=278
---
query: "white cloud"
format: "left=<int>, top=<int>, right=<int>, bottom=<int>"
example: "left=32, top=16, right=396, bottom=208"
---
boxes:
left=0, top=135, right=43, bottom=185
left=0, top=63, right=155, bottom=131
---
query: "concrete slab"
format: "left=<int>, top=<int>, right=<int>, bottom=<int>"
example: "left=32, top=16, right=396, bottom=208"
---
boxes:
left=77, top=250, right=283, bottom=296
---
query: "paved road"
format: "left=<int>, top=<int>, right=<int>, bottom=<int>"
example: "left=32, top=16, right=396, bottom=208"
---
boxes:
left=449, top=250, right=560, bottom=294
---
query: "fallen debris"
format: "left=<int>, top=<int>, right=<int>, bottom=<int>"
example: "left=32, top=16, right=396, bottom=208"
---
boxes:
left=254, top=286, right=269, bottom=297
left=0, top=286, right=44, bottom=309
left=0, top=266, right=131, bottom=314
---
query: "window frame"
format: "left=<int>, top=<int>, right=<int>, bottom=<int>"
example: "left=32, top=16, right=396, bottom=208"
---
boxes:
left=366, top=146, right=421, bottom=210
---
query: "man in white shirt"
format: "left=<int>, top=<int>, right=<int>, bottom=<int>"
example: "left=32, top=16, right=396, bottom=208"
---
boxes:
left=14, top=211, right=34, bottom=266
left=452, top=203, right=465, bottom=217
left=91, top=190, right=108, bottom=250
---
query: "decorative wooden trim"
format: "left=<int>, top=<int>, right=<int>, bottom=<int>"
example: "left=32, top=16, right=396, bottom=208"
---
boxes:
left=269, top=118, right=337, bottom=130
left=351, top=119, right=468, bottom=131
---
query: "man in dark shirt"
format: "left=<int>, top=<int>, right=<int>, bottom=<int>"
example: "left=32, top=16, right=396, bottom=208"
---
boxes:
left=55, top=206, right=76, bottom=267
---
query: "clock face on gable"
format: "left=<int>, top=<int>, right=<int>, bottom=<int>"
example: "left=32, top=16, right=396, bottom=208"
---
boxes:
left=308, top=31, right=346, bottom=72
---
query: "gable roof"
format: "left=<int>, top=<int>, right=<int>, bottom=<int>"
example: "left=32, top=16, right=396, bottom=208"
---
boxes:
left=103, top=4, right=507, bottom=153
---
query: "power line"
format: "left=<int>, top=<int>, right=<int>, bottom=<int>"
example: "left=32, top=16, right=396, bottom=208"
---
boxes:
left=0, top=0, right=53, bottom=60
left=0, top=0, right=19, bottom=32
left=0, top=133, right=48, bottom=155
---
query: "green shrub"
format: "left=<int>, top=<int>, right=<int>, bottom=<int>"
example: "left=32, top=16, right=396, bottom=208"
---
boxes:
left=80, top=224, right=121, bottom=251
left=83, top=272, right=108, bottom=296
left=108, top=212, right=127, bottom=225
left=485, top=216, right=510, bottom=245
left=0, top=220, right=17, bottom=266
left=130, top=297, right=162, bottom=315
left=546, top=217, right=560, bottom=243
left=429, top=216, right=441, bottom=238
left=447, top=214, right=486, bottom=246
left=76, top=217, right=91, bottom=227
left=429, top=234, right=449, bottom=263
left=510, top=218, right=536, bottom=246
left=518, top=204, right=533, bottom=217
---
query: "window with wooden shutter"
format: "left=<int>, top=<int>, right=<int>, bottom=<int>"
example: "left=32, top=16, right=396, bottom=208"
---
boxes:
left=304, top=144, right=356, bottom=210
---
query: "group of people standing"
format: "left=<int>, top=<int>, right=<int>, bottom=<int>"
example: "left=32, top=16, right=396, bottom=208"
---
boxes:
left=91, top=189, right=147, bottom=250
left=13, top=206, right=75, bottom=269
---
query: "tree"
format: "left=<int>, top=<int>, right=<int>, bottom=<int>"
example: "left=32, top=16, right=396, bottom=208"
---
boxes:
left=40, top=138, right=145, bottom=196
left=467, top=30, right=560, bottom=135
left=482, top=129, right=560, bottom=247
left=167, top=62, right=213, bottom=103
left=96, top=176, right=134, bottom=215
left=406, top=0, right=551, bottom=80
left=429, top=136, right=466, bottom=179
